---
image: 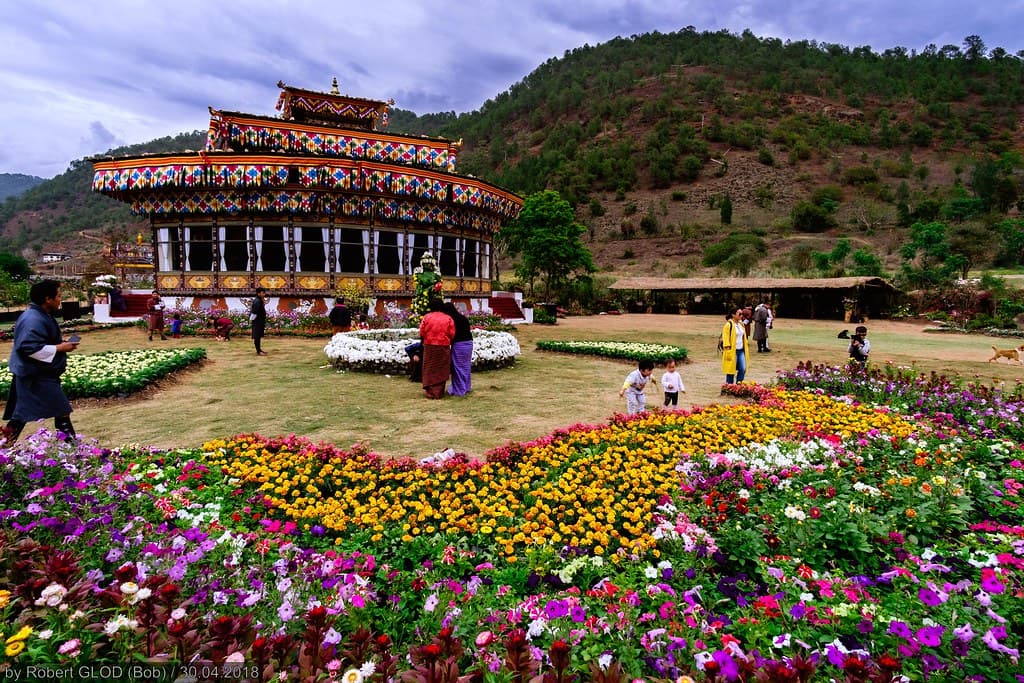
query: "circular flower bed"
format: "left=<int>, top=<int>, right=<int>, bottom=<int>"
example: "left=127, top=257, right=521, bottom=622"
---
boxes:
left=323, top=328, right=520, bottom=373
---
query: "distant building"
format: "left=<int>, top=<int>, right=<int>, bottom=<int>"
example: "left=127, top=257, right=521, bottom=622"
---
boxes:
left=91, top=79, right=523, bottom=314
left=40, top=253, right=71, bottom=263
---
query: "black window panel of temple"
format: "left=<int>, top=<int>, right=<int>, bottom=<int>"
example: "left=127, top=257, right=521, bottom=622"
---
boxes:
left=338, top=228, right=366, bottom=273
left=410, top=233, right=429, bottom=269
left=462, top=239, right=478, bottom=278
left=189, top=225, right=214, bottom=271
left=298, top=227, right=327, bottom=272
left=376, top=231, right=400, bottom=274
left=261, top=225, right=287, bottom=271
left=439, top=235, right=458, bottom=276
left=223, top=226, right=249, bottom=271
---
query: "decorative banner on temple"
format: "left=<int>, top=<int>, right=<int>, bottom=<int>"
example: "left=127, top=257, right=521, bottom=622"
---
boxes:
left=286, top=94, right=379, bottom=122
left=219, top=117, right=452, bottom=171
left=451, top=183, right=484, bottom=207
left=365, top=169, right=389, bottom=193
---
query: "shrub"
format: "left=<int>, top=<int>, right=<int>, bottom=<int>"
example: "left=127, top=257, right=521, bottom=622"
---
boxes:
left=811, top=185, right=843, bottom=206
left=588, top=198, right=605, bottom=217
left=702, top=233, right=766, bottom=267
left=670, top=190, right=687, bottom=201
left=791, top=201, right=837, bottom=232
left=757, top=148, right=775, bottom=166
left=843, top=166, right=880, bottom=185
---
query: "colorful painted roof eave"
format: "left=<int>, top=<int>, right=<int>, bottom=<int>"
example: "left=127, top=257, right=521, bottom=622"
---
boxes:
left=210, top=109, right=456, bottom=147
left=90, top=153, right=522, bottom=206
left=278, top=83, right=389, bottom=109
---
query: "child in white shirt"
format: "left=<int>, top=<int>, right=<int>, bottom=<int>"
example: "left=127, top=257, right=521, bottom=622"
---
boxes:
left=661, top=359, right=686, bottom=407
left=619, top=359, right=656, bottom=415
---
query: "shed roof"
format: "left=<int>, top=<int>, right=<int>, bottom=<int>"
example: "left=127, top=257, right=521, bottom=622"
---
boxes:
left=609, top=276, right=897, bottom=291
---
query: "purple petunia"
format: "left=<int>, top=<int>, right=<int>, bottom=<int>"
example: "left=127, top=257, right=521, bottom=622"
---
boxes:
left=916, top=625, right=945, bottom=647
left=544, top=599, right=569, bottom=619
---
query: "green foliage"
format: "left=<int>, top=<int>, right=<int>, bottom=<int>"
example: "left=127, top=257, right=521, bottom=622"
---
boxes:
left=842, top=166, right=880, bottom=185
left=790, top=201, right=837, bottom=233
left=702, top=233, right=766, bottom=267
left=0, top=253, right=32, bottom=281
left=812, top=238, right=852, bottom=275
left=810, top=185, right=844, bottom=207
left=588, top=197, right=605, bottom=217
left=899, top=221, right=966, bottom=288
left=757, top=148, right=775, bottom=166
left=995, top=218, right=1024, bottom=266
left=719, top=194, right=733, bottom=225
left=0, top=131, right=206, bottom=252
left=850, top=248, right=884, bottom=276
left=536, top=339, right=687, bottom=363
left=502, top=190, right=596, bottom=300
left=639, top=207, right=659, bottom=235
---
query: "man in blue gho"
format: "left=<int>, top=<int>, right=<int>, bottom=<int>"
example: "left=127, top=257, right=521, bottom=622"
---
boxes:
left=3, top=280, right=80, bottom=442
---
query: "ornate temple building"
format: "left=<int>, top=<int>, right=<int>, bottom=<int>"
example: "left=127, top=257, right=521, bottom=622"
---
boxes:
left=91, top=80, right=523, bottom=314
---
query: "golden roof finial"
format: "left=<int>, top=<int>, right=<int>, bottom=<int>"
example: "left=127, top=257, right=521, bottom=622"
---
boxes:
left=330, top=77, right=340, bottom=95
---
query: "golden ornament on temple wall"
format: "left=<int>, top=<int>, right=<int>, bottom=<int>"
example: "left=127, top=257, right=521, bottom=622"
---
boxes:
left=481, top=281, right=491, bottom=293
left=187, top=275, right=211, bottom=289
left=259, top=275, right=287, bottom=289
left=441, top=280, right=457, bottom=292
left=297, top=276, right=327, bottom=289
left=158, top=275, right=181, bottom=290
left=221, top=275, right=249, bottom=289
left=376, top=278, right=402, bottom=291
left=464, top=280, right=479, bottom=292
left=338, top=277, right=366, bottom=290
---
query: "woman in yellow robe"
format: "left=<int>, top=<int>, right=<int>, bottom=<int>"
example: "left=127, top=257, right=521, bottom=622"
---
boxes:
left=721, top=308, right=749, bottom=384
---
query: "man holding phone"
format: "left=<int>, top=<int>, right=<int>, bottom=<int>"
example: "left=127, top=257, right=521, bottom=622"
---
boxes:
left=2, top=280, right=80, bottom=442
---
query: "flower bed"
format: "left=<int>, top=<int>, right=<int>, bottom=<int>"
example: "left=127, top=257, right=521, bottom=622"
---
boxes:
left=0, top=372, right=1022, bottom=680
left=0, top=348, right=206, bottom=399
left=537, top=339, right=688, bottom=363
left=324, top=328, right=520, bottom=373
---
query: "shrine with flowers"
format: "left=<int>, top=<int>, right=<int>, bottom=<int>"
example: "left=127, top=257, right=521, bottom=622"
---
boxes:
left=91, top=80, right=523, bottom=314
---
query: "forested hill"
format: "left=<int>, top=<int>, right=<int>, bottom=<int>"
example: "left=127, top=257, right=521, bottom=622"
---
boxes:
left=0, top=174, right=45, bottom=202
left=2, top=27, right=1022, bottom=278
left=0, top=132, right=205, bottom=254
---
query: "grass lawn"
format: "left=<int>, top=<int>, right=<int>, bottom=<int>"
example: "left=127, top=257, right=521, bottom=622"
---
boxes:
left=1, top=314, right=1020, bottom=457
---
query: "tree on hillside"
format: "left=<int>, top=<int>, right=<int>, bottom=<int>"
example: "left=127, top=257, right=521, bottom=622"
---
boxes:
left=899, top=222, right=965, bottom=289
left=0, top=252, right=32, bottom=281
left=501, top=190, right=595, bottom=301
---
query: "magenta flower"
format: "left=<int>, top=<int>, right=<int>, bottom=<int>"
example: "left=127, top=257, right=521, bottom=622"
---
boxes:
left=918, top=586, right=943, bottom=606
left=980, top=568, right=1006, bottom=594
left=916, top=625, right=945, bottom=647
left=544, top=599, right=568, bottom=619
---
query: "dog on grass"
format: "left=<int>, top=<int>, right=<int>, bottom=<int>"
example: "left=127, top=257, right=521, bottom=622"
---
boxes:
left=989, top=344, right=1024, bottom=364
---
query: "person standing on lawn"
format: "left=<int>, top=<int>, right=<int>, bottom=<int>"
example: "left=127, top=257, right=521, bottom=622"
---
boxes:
left=2, top=280, right=80, bottom=443
left=250, top=287, right=268, bottom=356
left=147, top=290, right=166, bottom=341
left=418, top=298, right=455, bottom=399
left=328, top=298, right=352, bottom=333
left=721, top=308, right=749, bottom=385
left=442, top=302, right=473, bottom=396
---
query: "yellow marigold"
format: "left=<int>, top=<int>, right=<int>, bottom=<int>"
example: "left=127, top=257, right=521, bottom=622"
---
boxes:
left=5, top=641, right=25, bottom=656
left=5, top=626, right=32, bottom=644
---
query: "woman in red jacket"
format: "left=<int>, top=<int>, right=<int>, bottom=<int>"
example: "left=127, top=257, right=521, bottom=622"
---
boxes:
left=418, top=298, right=455, bottom=399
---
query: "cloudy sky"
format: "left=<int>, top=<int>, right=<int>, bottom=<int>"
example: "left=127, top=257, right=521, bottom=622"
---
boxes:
left=2, top=0, right=1021, bottom=179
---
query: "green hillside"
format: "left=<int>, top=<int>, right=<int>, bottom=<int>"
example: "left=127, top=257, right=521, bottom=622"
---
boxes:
left=2, top=28, right=1022, bottom=282
left=0, top=174, right=46, bottom=202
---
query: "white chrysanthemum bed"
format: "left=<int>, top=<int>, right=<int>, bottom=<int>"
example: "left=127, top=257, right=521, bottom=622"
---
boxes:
left=324, top=328, right=520, bottom=374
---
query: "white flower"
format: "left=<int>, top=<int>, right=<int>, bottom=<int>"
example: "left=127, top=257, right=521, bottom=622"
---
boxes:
left=644, top=566, right=659, bottom=579
left=784, top=506, right=806, bottom=521
left=341, top=669, right=364, bottom=683
left=35, top=583, right=68, bottom=607
left=597, top=652, right=613, bottom=671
